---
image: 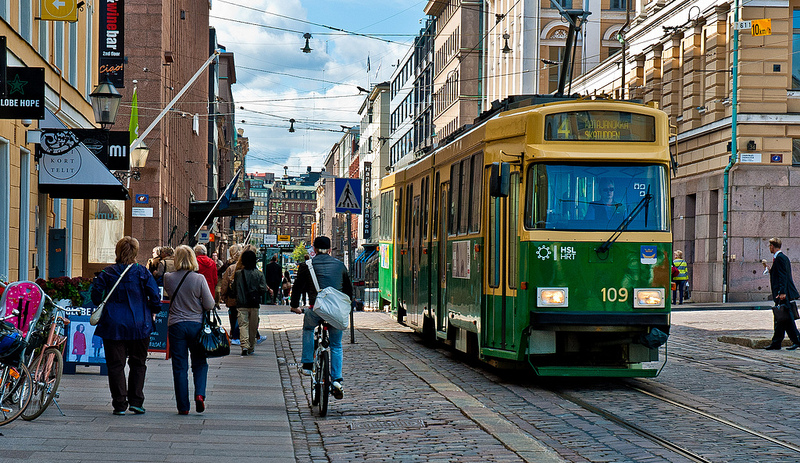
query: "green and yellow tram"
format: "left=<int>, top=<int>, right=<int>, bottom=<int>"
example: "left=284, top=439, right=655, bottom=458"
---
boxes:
left=379, top=96, right=672, bottom=377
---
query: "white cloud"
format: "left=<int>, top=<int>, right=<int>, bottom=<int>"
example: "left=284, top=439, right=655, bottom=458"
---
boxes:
left=210, top=0, right=421, bottom=175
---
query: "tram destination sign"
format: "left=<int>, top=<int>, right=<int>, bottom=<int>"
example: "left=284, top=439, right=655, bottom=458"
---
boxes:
left=545, top=111, right=656, bottom=142
left=0, top=67, right=45, bottom=120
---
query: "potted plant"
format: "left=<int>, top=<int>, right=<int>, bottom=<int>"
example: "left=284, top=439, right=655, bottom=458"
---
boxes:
left=36, top=277, right=93, bottom=307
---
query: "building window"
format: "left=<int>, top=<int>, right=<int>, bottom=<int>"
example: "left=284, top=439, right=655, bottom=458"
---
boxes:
left=20, top=0, right=33, bottom=42
left=794, top=9, right=800, bottom=89
left=610, top=0, right=626, bottom=9
left=550, top=0, right=572, bottom=8
left=793, top=139, right=800, bottom=165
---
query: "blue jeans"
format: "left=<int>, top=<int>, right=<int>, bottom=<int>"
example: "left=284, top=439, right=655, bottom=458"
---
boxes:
left=673, top=280, right=687, bottom=304
left=302, top=309, right=343, bottom=381
left=168, top=321, right=207, bottom=412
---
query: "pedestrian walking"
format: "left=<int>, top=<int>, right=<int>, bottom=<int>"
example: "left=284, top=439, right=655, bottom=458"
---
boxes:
left=219, top=244, right=242, bottom=344
left=765, top=237, right=800, bottom=350
left=234, top=249, right=268, bottom=356
left=90, top=236, right=161, bottom=415
left=281, top=270, right=292, bottom=305
left=672, top=250, right=689, bottom=305
left=194, top=244, right=219, bottom=298
left=264, top=255, right=283, bottom=304
left=290, top=236, right=353, bottom=400
left=164, top=245, right=215, bottom=415
left=152, top=246, right=175, bottom=286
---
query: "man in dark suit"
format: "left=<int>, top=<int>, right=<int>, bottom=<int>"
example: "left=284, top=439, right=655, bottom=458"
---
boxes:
left=766, top=237, right=800, bottom=350
left=264, top=255, right=283, bottom=304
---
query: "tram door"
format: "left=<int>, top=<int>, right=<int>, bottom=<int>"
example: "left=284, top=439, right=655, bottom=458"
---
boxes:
left=409, top=194, right=421, bottom=327
left=437, top=183, right=449, bottom=332
left=485, top=172, right=519, bottom=351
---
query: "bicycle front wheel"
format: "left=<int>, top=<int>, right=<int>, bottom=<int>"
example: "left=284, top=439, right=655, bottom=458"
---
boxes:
left=318, top=350, right=329, bottom=417
left=22, top=347, right=63, bottom=421
left=0, top=363, right=33, bottom=426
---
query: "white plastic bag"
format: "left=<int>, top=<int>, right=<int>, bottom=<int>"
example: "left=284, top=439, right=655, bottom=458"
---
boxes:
left=313, top=287, right=351, bottom=331
left=307, top=259, right=350, bottom=331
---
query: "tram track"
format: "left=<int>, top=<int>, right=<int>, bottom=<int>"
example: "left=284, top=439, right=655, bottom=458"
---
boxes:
left=382, top=326, right=800, bottom=462
left=667, top=339, right=800, bottom=389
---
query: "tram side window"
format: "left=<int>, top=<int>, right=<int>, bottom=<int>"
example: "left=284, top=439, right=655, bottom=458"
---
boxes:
left=397, top=187, right=403, bottom=241
left=449, top=163, right=461, bottom=235
left=380, top=191, right=393, bottom=240
left=459, top=158, right=471, bottom=234
left=432, top=173, right=440, bottom=239
left=470, top=153, right=483, bottom=233
left=422, top=176, right=429, bottom=240
left=508, top=173, right=519, bottom=289
left=405, top=185, right=413, bottom=245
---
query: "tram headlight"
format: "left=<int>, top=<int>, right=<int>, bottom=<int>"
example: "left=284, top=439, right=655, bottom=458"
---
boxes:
left=633, top=288, right=665, bottom=308
left=537, top=288, right=568, bottom=307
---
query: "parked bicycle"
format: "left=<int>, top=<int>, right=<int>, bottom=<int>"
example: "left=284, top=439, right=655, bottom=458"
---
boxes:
left=21, top=297, right=68, bottom=420
left=310, top=319, right=332, bottom=417
left=0, top=310, right=33, bottom=426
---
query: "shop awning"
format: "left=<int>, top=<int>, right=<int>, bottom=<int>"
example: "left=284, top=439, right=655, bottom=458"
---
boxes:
left=36, top=109, right=129, bottom=200
left=354, top=247, right=377, bottom=263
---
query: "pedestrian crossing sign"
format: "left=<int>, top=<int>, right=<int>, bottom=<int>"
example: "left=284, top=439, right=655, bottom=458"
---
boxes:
left=335, top=178, right=362, bottom=214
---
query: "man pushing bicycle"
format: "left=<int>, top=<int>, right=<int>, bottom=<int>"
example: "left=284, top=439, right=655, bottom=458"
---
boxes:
left=290, top=236, right=353, bottom=399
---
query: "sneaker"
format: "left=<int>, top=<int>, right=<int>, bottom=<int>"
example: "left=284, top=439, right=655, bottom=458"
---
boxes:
left=256, top=335, right=267, bottom=345
left=332, top=381, right=344, bottom=399
left=128, top=405, right=145, bottom=415
left=195, top=395, right=205, bottom=413
left=241, top=350, right=249, bottom=356
left=248, top=348, right=254, bottom=355
left=178, top=410, right=189, bottom=415
left=231, top=339, right=241, bottom=345
left=113, top=410, right=126, bottom=416
left=299, top=362, right=313, bottom=376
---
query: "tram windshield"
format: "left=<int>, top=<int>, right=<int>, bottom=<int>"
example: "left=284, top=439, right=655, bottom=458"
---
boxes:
left=525, top=163, right=669, bottom=231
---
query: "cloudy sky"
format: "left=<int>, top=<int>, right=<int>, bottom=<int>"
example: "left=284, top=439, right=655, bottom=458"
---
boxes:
left=208, top=0, right=426, bottom=177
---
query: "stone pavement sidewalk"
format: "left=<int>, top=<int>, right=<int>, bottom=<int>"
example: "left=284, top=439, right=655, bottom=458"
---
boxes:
left=0, top=305, right=293, bottom=463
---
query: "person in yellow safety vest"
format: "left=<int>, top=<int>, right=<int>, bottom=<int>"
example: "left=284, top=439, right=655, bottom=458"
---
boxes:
left=672, top=250, right=689, bottom=305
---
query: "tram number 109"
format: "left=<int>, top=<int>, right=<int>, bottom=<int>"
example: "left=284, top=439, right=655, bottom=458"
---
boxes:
left=601, top=287, right=629, bottom=302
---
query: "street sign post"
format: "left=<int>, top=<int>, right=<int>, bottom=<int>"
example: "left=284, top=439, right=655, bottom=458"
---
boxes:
left=751, top=18, right=771, bottom=36
left=335, top=178, right=362, bottom=214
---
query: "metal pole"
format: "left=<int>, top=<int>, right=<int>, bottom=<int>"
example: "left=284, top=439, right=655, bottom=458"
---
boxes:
left=347, top=211, right=355, bottom=343
left=722, top=0, right=740, bottom=303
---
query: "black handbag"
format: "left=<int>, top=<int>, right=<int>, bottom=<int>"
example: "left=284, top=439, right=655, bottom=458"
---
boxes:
left=773, top=303, right=794, bottom=323
left=196, top=307, right=230, bottom=358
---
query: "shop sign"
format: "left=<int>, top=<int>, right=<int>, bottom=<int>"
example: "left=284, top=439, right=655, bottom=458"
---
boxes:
left=0, top=67, right=45, bottom=120
left=99, top=0, right=125, bottom=88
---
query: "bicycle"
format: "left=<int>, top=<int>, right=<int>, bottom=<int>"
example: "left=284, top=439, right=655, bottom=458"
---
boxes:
left=310, top=320, right=332, bottom=417
left=21, top=297, right=68, bottom=420
left=0, top=310, right=33, bottom=426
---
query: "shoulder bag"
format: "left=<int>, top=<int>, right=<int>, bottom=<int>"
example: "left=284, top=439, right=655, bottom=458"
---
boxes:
left=196, top=306, right=230, bottom=357
left=90, top=263, right=134, bottom=326
left=307, top=259, right=351, bottom=331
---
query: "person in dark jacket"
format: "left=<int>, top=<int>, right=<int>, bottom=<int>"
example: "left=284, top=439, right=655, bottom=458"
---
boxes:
left=234, top=250, right=268, bottom=356
left=289, top=236, right=353, bottom=399
left=263, top=255, right=283, bottom=304
left=91, top=236, right=161, bottom=415
left=766, top=237, right=800, bottom=350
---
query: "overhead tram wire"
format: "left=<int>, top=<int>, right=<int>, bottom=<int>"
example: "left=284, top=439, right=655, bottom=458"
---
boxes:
left=214, top=0, right=415, bottom=45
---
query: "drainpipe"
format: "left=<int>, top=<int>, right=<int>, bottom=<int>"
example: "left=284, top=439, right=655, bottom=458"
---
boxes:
left=722, top=0, right=740, bottom=303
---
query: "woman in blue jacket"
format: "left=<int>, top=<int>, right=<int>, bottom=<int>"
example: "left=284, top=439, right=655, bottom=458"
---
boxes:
left=91, top=236, right=161, bottom=415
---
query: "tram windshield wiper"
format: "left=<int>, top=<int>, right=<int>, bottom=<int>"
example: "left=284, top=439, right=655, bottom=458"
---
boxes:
left=596, top=185, right=652, bottom=255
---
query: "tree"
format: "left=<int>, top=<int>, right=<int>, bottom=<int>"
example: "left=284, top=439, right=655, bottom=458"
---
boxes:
left=291, top=241, right=308, bottom=262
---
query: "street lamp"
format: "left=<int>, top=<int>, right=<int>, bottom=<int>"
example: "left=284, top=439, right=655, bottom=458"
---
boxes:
left=130, top=140, right=150, bottom=168
left=89, top=79, right=122, bottom=129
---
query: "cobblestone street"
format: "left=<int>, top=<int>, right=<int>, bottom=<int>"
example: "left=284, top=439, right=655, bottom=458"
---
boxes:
left=3, top=304, right=800, bottom=462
